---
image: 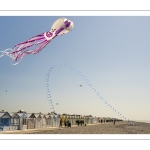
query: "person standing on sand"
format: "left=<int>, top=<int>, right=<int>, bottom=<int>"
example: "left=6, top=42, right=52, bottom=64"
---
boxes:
left=64, top=119, right=67, bottom=127
left=76, top=120, right=79, bottom=126
left=59, top=118, right=62, bottom=129
left=113, top=119, right=116, bottom=125
left=67, top=120, right=69, bottom=127
left=80, top=120, right=82, bottom=126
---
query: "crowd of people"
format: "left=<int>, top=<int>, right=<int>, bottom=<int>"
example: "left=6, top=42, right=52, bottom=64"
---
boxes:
left=59, top=118, right=72, bottom=129
left=98, top=118, right=123, bottom=125
left=76, top=120, right=85, bottom=126
left=59, top=118, right=123, bottom=129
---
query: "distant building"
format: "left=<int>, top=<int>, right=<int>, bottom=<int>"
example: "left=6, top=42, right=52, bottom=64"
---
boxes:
left=17, top=110, right=26, bottom=113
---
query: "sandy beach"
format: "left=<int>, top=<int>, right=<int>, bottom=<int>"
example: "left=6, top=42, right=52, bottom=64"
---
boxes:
left=1, top=121, right=150, bottom=134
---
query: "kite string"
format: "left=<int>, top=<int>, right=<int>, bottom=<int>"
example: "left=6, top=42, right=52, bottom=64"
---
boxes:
left=45, top=64, right=134, bottom=125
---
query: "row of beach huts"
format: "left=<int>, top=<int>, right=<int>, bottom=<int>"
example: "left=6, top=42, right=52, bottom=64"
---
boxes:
left=0, top=110, right=103, bottom=131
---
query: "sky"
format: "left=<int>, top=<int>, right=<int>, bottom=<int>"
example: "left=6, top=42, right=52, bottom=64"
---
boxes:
left=0, top=16, right=150, bottom=121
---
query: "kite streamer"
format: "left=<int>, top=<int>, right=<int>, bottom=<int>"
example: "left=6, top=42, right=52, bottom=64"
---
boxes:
left=45, top=64, right=134, bottom=126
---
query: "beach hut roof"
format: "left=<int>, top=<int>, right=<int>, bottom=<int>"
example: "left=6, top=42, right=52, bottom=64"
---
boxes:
left=9, top=112, right=20, bottom=117
left=9, top=113, right=16, bottom=117
left=0, top=112, right=5, bottom=117
left=17, top=113, right=28, bottom=118
left=26, top=113, right=36, bottom=118
left=34, top=113, right=41, bottom=118
left=0, top=112, right=11, bottom=118
left=16, top=113, right=24, bottom=117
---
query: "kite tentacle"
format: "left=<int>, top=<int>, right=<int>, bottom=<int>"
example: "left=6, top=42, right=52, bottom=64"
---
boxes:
left=0, top=48, right=13, bottom=58
left=0, top=32, right=50, bottom=65
left=11, top=33, right=47, bottom=54
left=12, top=40, right=50, bottom=63
left=10, top=39, right=47, bottom=54
left=14, top=33, right=45, bottom=47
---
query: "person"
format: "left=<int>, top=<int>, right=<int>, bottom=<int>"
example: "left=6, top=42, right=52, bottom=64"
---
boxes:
left=113, top=119, right=116, bottom=125
left=64, top=119, right=67, bottom=127
left=67, top=120, right=69, bottom=127
left=59, top=118, right=62, bottom=129
left=80, top=120, right=82, bottom=126
left=68, top=122, right=71, bottom=127
left=76, top=120, right=79, bottom=126
left=101, top=119, right=103, bottom=124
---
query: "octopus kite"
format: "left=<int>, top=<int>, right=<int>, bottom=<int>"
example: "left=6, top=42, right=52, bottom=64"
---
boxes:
left=0, top=17, right=74, bottom=65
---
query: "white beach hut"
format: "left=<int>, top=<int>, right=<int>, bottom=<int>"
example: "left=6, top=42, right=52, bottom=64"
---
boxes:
left=17, top=112, right=28, bottom=130
left=41, top=114, right=47, bottom=128
left=33, top=113, right=47, bottom=128
left=54, top=115, right=60, bottom=127
left=50, top=114, right=54, bottom=127
left=85, top=115, right=93, bottom=124
left=9, top=113, right=20, bottom=130
left=45, top=114, right=52, bottom=127
left=34, top=113, right=42, bottom=129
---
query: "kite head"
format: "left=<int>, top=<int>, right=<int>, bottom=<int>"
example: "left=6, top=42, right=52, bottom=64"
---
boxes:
left=51, top=17, right=74, bottom=36
left=64, top=18, right=74, bottom=31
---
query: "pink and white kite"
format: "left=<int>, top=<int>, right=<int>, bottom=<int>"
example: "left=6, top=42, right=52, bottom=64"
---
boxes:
left=0, top=17, right=74, bottom=65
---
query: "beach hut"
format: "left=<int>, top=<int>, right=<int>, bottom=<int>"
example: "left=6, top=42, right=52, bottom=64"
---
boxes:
left=68, top=115, right=73, bottom=125
left=71, top=115, right=76, bottom=125
left=85, top=115, right=93, bottom=124
left=91, top=116, right=97, bottom=124
left=49, top=114, right=59, bottom=127
left=50, top=114, right=54, bottom=127
left=17, top=112, right=28, bottom=130
left=54, top=115, right=57, bottom=127
left=34, top=113, right=42, bottom=128
left=36, top=113, right=47, bottom=128
left=26, top=113, right=36, bottom=129
left=34, top=113, right=48, bottom=128
left=9, top=113, right=20, bottom=130
left=0, top=112, right=11, bottom=131
left=41, top=114, right=47, bottom=128
left=45, top=114, right=52, bottom=128
left=55, top=115, right=60, bottom=127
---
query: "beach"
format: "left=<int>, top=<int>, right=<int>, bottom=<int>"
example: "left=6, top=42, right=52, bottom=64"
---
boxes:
left=1, top=121, right=150, bottom=134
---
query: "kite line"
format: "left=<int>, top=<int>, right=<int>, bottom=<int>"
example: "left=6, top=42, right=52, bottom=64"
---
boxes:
left=45, top=64, right=134, bottom=126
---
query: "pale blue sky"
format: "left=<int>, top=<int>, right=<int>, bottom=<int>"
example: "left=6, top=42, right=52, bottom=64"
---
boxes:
left=0, top=16, right=150, bottom=121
